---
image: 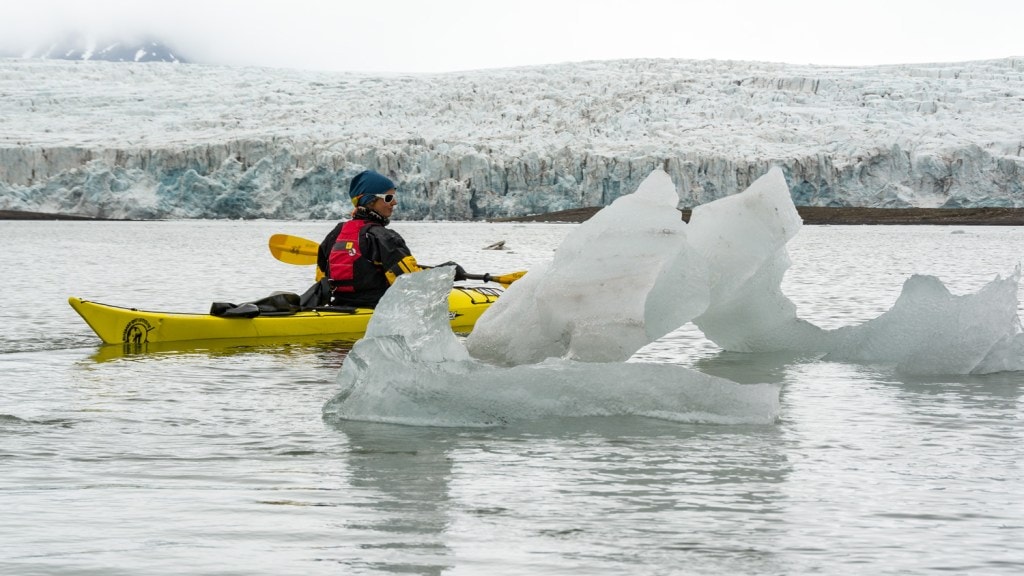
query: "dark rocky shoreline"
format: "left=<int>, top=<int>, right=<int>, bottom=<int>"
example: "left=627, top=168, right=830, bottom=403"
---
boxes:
left=494, top=206, right=1024, bottom=225
left=0, top=210, right=120, bottom=221
left=4, top=207, right=1024, bottom=225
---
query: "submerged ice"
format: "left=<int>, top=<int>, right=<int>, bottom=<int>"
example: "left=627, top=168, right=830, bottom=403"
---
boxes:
left=322, top=268, right=781, bottom=427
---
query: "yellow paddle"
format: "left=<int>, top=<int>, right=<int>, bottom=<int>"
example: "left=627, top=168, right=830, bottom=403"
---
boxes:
left=268, top=233, right=319, bottom=266
left=464, top=270, right=528, bottom=285
left=268, top=233, right=527, bottom=286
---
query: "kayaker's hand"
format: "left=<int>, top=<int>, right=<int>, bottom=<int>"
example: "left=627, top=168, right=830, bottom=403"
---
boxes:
left=438, top=261, right=468, bottom=281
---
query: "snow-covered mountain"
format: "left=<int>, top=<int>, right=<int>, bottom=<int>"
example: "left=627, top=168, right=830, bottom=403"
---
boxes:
left=0, top=57, right=1021, bottom=220
left=9, top=32, right=187, bottom=64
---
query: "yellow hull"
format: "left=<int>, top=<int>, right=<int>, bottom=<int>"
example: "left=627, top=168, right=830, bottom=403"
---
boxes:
left=69, top=286, right=501, bottom=347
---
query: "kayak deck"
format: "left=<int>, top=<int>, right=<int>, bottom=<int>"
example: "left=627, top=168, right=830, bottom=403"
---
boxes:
left=69, top=285, right=501, bottom=347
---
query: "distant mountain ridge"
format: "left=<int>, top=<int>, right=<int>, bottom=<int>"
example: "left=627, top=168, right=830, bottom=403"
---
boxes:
left=10, top=32, right=188, bottom=63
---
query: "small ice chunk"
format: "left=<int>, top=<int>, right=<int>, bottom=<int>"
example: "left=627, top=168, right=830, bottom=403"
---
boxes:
left=825, top=269, right=1022, bottom=374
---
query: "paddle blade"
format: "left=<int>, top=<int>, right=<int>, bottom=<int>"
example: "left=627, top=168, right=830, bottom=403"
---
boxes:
left=269, top=234, right=319, bottom=265
left=491, top=271, right=527, bottom=286
left=462, top=270, right=527, bottom=286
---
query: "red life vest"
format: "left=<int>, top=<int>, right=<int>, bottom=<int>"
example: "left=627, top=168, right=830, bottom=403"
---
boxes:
left=328, top=219, right=385, bottom=294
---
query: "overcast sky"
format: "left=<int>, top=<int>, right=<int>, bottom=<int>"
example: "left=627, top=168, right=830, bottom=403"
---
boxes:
left=1, top=0, right=1022, bottom=73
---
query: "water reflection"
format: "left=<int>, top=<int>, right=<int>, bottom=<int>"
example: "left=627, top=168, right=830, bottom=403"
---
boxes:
left=690, top=351, right=823, bottom=385
left=877, top=371, right=1024, bottom=436
left=323, top=416, right=794, bottom=574
left=86, top=337, right=355, bottom=363
left=323, top=421, right=456, bottom=575
left=775, top=361, right=1024, bottom=572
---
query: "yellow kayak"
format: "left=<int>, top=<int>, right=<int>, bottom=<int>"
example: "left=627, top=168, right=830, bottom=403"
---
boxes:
left=69, top=285, right=502, bottom=348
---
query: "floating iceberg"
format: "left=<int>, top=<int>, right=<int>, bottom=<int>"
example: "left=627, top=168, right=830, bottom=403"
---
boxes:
left=465, top=170, right=707, bottom=365
left=324, top=166, right=1022, bottom=428
left=322, top=268, right=781, bottom=427
left=465, top=167, right=1023, bottom=375
left=824, top=269, right=1023, bottom=374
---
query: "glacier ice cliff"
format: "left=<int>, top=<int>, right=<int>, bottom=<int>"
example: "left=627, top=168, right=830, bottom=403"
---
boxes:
left=0, top=57, right=1022, bottom=220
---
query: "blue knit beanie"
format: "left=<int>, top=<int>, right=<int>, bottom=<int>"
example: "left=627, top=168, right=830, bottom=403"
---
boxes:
left=349, top=170, right=396, bottom=207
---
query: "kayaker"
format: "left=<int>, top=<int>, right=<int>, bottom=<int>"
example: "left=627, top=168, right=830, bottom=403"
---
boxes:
left=317, top=170, right=465, bottom=308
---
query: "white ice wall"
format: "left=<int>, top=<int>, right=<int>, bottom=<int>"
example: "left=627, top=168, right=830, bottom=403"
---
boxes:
left=1, top=57, right=1021, bottom=219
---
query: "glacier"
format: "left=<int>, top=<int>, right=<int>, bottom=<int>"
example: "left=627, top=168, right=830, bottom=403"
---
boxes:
left=1, top=57, right=1023, bottom=220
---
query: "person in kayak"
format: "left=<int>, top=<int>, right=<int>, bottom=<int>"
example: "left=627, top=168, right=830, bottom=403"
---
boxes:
left=317, top=170, right=465, bottom=308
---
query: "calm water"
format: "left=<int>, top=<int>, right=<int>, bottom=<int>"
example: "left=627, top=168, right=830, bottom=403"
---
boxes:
left=1, top=220, right=1023, bottom=575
